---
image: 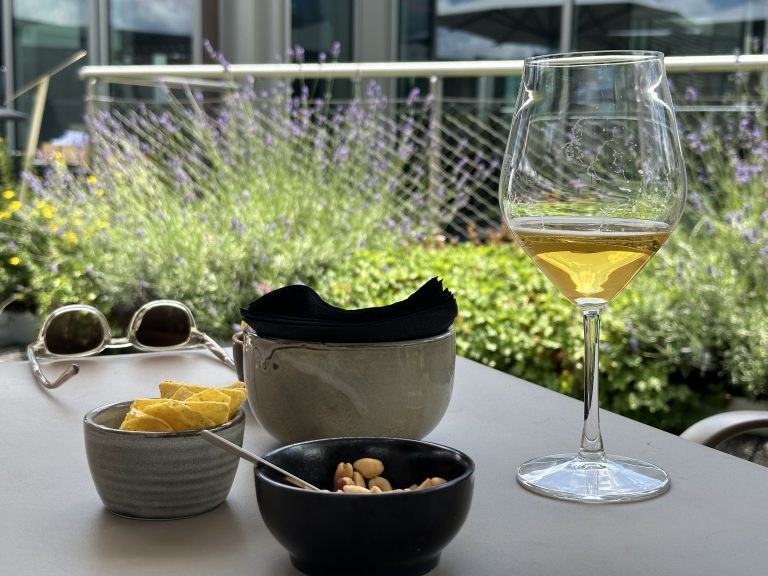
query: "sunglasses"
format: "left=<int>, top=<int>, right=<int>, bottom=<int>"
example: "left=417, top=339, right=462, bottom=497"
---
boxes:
left=27, top=299, right=236, bottom=389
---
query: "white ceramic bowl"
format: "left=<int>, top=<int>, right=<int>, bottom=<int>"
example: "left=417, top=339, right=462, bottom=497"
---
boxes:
left=242, top=328, right=456, bottom=443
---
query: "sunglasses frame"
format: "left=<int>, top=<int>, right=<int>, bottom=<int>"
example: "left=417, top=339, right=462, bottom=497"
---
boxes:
left=28, top=299, right=235, bottom=389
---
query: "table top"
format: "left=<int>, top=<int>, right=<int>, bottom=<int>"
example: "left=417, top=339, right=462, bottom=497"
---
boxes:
left=2, top=350, right=766, bottom=576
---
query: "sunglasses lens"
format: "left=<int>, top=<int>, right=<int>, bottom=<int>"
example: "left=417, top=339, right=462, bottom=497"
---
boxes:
left=135, top=305, right=192, bottom=347
left=44, top=310, right=105, bottom=355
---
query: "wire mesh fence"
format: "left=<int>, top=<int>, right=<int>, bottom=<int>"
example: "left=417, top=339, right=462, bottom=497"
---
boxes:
left=80, top=58, right=768, bottom=243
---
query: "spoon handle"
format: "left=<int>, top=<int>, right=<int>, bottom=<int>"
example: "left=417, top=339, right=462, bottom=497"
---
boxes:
left=200, top=430, right=322, bottom=491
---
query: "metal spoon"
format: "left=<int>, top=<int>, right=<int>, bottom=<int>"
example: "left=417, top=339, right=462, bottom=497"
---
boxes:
left=201, top=430, right=321, bottom=491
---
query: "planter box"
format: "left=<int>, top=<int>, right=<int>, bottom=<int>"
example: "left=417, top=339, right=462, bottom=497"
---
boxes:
left=0, top=311, right=40, bottom=346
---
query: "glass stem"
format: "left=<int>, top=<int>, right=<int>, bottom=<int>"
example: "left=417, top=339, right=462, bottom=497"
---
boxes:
left=579, top=305, right=607, bottom=460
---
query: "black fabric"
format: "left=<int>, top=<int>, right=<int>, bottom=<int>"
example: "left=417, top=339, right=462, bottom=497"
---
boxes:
left=240, top=277, right=457, bottom=343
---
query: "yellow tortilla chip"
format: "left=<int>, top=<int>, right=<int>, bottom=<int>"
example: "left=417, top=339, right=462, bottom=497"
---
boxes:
left=158, top=380, right=206, bottom=398
left=203, top=387, right=246, bottom=418
left=129, top=398, right=164, bottom=411
left=159, top=380, right=235, bottom=396
left=184, top=399, right=230, bottom=426
left=160, top=381, right=246, bottom=418
left=170, top=386, right=194, bottom=401
left=155, top=380, right=247, bottom=422
left=222, top=388, right=247, bottom=418
left=186, top=387, right=231, bottom=405
left=187, top=388, right=245, bottom=424
left=142, top=399, right=215, bottom=431
left=119, top=408, right=174, bottom=432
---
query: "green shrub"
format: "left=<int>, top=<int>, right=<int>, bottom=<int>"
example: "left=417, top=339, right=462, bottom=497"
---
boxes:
left=7, top=79, right=479, bottom=336
left=324, top=243, right=581, bottom=392
left=321, top=241, right=742, bottom=433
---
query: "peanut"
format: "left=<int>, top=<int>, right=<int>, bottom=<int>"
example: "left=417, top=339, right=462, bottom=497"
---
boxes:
left=326, top=456, right=450, bottom=494
left=334, top=476, right=355, bottom=491
left=342, top=484, right=371, bottom=494
left=418, top=477, right=448, bottom=489
left=353, top=471, right=366, bottom=487
left=353, top=458, right=385, bottom=479
left=368, top=476, right=393, bottom=492
left=334, top=462, right=354, bottom=485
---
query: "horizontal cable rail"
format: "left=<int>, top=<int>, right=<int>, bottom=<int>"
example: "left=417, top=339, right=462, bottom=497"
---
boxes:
left=79, top=54, right=768, bottom=83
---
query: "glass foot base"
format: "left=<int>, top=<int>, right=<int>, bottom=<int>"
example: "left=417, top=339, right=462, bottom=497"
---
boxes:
left=517, top=453, right=670, bottom=503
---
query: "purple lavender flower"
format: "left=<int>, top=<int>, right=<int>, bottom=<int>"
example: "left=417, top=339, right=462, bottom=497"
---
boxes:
left=294, top=45, right=305, bottom=64
left=406, top=87, right=420, bottom=107
left=689, top=192, right=704, bottom=212
left=331, top=41, right=341, bottom=60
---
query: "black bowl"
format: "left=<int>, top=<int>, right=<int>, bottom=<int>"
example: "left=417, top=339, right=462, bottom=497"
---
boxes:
left=254, top=437, right=475, bottom=576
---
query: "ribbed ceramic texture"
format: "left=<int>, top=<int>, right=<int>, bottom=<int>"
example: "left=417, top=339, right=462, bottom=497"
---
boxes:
left=243, top=329, right=456, bottom=443
left=83, top=401, right=244, bottom=519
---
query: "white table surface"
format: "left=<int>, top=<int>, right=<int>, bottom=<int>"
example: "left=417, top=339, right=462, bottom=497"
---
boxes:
left=2, top=350, right=767, bottom=576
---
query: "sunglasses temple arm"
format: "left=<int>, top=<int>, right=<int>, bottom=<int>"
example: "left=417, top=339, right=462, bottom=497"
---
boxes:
left=26, top=343, right=80, bottom=389
left=193, top=331, right=237, bottom=372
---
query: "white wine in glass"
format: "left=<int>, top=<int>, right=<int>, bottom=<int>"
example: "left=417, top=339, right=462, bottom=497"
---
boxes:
left=499, top=51, right=686, bottom=503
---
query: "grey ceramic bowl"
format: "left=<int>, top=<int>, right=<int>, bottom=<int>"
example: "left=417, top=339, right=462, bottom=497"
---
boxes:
left=242, top=328, right=456, bottom=443
left=83, top=400, right=245, bottom=519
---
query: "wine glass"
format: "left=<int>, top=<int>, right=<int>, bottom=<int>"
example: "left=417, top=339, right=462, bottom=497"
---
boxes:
left=499, top=51, right=686, bottom=503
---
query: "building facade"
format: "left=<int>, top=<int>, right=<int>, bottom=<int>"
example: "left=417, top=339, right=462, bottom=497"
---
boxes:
left=2, top=0, right=766, bottom=151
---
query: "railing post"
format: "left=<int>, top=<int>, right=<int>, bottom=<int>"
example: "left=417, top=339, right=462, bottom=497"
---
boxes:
left=19, top=77, right=49, bottom=201
left=427, top=74, right=443, bottom=236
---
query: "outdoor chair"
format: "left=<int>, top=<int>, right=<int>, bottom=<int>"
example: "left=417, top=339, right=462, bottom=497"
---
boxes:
left=680, top=410, right=768, bottom=448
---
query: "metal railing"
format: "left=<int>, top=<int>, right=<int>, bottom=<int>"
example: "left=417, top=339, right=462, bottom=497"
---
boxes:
left=79, top=55, right=768, bottom=238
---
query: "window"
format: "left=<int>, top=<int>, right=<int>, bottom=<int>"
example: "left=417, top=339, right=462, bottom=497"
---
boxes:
left=292, top=0, right=353, bottom=62
left=12, top=0, right=87, bottom=146
left=575, top=0, right=766, bottom=56
left=110, top=0, right=194, bottom=66
left=109, top=0, right=194, bottom=101
left=436, top=0, right=561, bottom=60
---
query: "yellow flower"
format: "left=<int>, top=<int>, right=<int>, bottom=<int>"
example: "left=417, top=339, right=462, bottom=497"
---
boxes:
left=2, top=190, right=14, bottom=199
left=41, top=207, right=54, bottom=219
left=8, top=256, right=21, bottom=266
left=87, top=175, right=98, bottom=184
left=9, top=200, right=22, bottom=212
left=94, top=188, right=104, bottom=197
left=48, top=223, right=58, bottom=233
left=97, top=220, right=108, bottom=229
left=64, top=231, right=77, bottom=243
left=73, top=217, right=82, bottom=226
left=36, top=200, right=47, bottom=209
left=0, top=210, right=9, bottom=219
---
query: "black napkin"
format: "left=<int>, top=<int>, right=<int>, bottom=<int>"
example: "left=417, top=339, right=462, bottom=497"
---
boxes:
left=240, top=277, right=457, bottom=343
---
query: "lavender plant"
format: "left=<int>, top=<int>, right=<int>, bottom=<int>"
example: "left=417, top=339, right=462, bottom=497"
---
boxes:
left=8, top=64, right=481, bottom=337
left=612, top=92, right=768, bottom=403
